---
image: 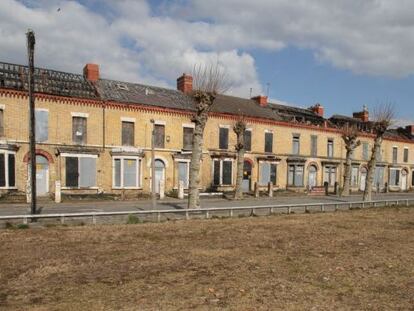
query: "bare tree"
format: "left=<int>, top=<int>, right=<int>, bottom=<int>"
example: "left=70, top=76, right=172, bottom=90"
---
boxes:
left=233, top=118, right=246, bottom=200
left=340, top=124, right=361, bottom=196
left=363, top=104, right=395, bottom=201
left=187, top=63, right=230, bottom=209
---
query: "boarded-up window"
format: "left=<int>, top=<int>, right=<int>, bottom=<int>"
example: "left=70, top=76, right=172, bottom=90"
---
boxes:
left=292, top=134, right=300, bottom=155
left=324, top=166, right=337, bottom=186
left=65, top=157, right=79, bottom=187
left=264, top=132, right=273, bottom=153
left=392, top=147, right=398, bottom=163
left=113, top=157, right=140, bottom=188
left=311, top=135, right=317, bottom=157
left=178, top=162, right=189, bottom=188
left=373, top=166, right=385, bottom=187
left=363, top=143, right=369, bottom=160
left=244, top=130, right=251, bottom=151
left=154, top=124, right=165, bottom=148
left=288, top=165, right=304, bottom=187
left=222, top=160, right=232, bottom=185
left=0, top=110, right=4, bottom=137
left=404, top=148, right=409, bottom=163
left=0, top=154, right=5, bottom=187
left=183, top=127, right=193, bottom=150
left=122, top=121, right=134, bottom=146
left=8, top=154, right=15, bottom=187
left=219, top=127, right=229, bottom=149
left=327, top=139, right=334, bottom=158
left=35, top=110, right=48, bottom=142
left=213, top=160, right=220, bottom=185
left=389, top=168, right=400, bottom=186
left=114, top=159, right=121, bottom=187
left=79, top=157, right=96, bottom=187
left=72, top=117, right=87, bottom=144
left=65, top=156, right=96, bottom=188
left=260, top=162, right=277, bottom=185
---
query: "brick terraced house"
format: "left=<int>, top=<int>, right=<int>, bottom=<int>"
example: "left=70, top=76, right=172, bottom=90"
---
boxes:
left=0, top=61, right=413, bottom=199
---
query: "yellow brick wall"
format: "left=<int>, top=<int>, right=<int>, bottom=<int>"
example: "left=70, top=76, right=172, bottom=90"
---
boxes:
left=0, top=92, right=413, bottom=197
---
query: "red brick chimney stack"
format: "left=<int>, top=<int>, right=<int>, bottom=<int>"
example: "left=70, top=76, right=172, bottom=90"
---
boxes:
left=310, top=103, right=324, bottom=117
left=406, top=125, right=414, bottom=136
left=353, top=105, right=369, bottom=122
left=177, top=73, right=193, bottom=93
left=83, top=64, right=100, bottom=82
left=251, top=95, right=268, bottom=107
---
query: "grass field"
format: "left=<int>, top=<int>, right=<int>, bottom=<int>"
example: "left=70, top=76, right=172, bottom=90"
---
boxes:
left=1, top=207, right=414, bottom=310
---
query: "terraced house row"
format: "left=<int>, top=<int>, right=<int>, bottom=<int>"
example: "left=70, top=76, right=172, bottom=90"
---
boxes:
left=0, top=61, right=413, bottom=199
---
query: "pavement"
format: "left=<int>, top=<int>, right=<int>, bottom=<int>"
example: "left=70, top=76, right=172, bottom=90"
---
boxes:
left=0, top=192, right=414, bottom=216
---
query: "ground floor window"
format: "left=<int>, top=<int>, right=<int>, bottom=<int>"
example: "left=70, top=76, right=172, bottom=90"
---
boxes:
left=64, top=155, right=97, bottom=188
left=259, top=162, right=277, bottom=185
left=324, top=166, right=337, bottom=186
left=389, top=168, right=400, bottom=186
left=213, top=159, right=233, bottom=186
left=113, top=157, right=141, bottom=188
left=177, top=161, right=189, bottom=188
left=373, top=166, right=385, bottom=187
left=0, top=151, right=15, bottom=188
left=288, top=164, right=304, bottom=187
left=351, top=166, right=359, bottom=187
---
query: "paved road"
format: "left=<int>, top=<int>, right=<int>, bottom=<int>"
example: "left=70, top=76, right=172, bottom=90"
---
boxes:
left=1, top=192, right=413, bottom=216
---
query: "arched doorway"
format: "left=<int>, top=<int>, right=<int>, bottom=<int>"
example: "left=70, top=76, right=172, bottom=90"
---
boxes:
left=242, top=160, right=252, bottom=192
left=360, top=167, right=367, bottom=191
left=401, top=169, right=408, bottom=191
left=308, top=165, right=317, bottom=189
left=35, top=155, right=49, bottom=196
left=154, top=159, right=165, bottom=194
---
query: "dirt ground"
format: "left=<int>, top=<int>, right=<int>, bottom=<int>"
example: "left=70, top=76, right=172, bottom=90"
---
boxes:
left=0, top=207, right=413, bottom=311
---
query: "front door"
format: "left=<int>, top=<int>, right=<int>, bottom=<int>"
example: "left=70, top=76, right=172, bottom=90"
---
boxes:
left=154, top=159, right=165, bottom=194
left=401, top=170, right=408, bottom=191
left=308, top=166, right=317, bottom=189
left=36, top=155, right=49, bottom=196
left=360, top=168, right=367, bottom=191
left=242, top=161, right=252, bottom=192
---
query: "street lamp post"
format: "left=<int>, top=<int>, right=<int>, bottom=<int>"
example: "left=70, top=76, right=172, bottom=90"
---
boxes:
left=150, top=119, right=156, bottom=209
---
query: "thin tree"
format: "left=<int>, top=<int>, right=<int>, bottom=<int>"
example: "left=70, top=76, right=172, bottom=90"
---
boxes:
left=187, top=63, right=230, bottom=209
left=363, top=104, right=395, bottom=201
left=340, top=124, right=361, bottom=196
left=233, top=117, right=247, bottom=200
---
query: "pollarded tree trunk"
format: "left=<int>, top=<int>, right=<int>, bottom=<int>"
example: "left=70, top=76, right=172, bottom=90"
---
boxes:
left=188, top=91, right=215, bottom=209
left=233, top=120, right=246, bottom=200
left=341, top=148, right=353, bottom=197
left=363, top=136, right=382, bottom=201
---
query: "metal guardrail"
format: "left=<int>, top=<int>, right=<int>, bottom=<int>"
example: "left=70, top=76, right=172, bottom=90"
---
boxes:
left=0, top=198, right=413, bottom=225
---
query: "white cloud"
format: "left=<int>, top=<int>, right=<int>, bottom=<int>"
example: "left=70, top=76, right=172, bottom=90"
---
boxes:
left=2, top=0, right=414, bottom=104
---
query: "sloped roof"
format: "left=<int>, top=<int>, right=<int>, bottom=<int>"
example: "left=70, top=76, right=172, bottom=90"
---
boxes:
left=0, top=62, right=98, bottom=99
left=268, top=102, right=327, bottom=125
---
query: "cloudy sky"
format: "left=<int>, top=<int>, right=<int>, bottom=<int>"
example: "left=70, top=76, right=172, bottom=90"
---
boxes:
left=1, top=0, right=413, bottom=123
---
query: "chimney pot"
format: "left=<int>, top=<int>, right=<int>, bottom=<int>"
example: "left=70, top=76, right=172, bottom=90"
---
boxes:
left=251, top=95, right=268, bottom=107
left=353, top=106, right=369, bottom=122
left=83, top=63, right=99, bottom=82
left=309, top=103, right=324, bottom=117
left=177, top=73, right=193, bottom=93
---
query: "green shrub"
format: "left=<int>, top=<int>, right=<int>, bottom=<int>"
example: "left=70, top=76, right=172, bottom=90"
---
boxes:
left=127, top=214, right=141, bottom=224
left=16, top=224, right=29, bottom=229
left=5, top=222, right=15, bottom=229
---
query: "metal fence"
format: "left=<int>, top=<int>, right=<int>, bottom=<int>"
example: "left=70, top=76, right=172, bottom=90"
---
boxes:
left=0, top=198, right=413, bottom=226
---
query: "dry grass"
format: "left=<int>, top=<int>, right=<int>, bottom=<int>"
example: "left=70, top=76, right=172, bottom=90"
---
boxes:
left=1, top=208, right=414, bottom=311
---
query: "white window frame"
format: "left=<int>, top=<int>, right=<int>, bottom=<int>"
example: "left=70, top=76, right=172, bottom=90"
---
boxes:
left=112, top=156, right=142, bottom=189
left=61, top=153, right=98, bottom=189
left=324, top=165, right=337, bottom=186
left=389, top=168, right=400, bottom=187
left=71, top=112, right=89, bottom=118
left=121, top=117, right=136, bottom=123
left=212, top=158, right=234, bottom=186
left=0, top=150, right=16, bottom=189
left=176, top=159, right=190, bottom=189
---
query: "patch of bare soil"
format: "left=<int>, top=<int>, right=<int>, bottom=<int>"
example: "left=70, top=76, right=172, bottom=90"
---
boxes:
left=1, top=208, right=413, bottom=310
